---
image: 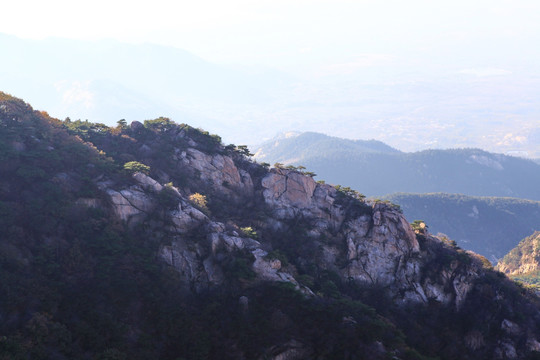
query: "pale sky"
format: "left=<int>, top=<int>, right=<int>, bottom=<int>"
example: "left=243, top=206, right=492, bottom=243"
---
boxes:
left=1, top=0, right=540, bottom=155
left=3, top=0, right=540, bottom=71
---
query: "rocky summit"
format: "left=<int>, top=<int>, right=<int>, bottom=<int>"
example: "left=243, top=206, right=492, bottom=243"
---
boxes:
left=2, top=92, right=540, bottom=359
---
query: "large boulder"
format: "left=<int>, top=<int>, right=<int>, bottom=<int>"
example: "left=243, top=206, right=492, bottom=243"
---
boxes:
left=261, top=169, right=345, bottom=229
left=179, top=148, right=254, bottom=196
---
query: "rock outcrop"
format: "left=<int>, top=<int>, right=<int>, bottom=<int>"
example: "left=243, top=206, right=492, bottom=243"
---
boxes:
left=262, top=169, right=343, bottom=229
left=107, top=188, right=154, bottom=222
left=102, top=163, right=487, bottom=311
left=101, top=163, right=480, bottom=308
left=260, top=168, right=480, bottom=307
left=497, top=231, right=540, bottom=276
left=105, top=173, right=164, bottom=223
left=177, top=148, right=254, bottom=197
left=87, top=128, right=540, bottom=359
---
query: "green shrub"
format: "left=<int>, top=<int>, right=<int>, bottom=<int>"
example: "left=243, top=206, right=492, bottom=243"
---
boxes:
left=123, top=161, right=150, bottom=175
left=224, top=257, right=256, bottom=280
left=334, top=185, right=366, bottom=201
left=240, top=226, right=258, bottom=239
left=189, top=193, right=209, bottom=214
left=264, top=250, right=288, bottom=266
left=297, top=274, right=315, bottom=288
left=157, top=186, right=179, bottom=210
left=411, top=220, right=428, bottom=234
left=143, top=117, right=174, bottom=133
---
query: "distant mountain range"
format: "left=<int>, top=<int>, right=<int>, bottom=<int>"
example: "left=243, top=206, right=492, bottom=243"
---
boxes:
left=0, top=33, right=292, bottom=140
left=2, top=32, right=540, bottom=156
left=384, top=193, right=540, bottom=262
left=253, top=131, right=400, bottom=164
left=254, top=132, right=540, bottom=200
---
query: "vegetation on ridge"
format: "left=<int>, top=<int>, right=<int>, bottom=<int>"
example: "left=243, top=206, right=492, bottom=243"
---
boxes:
left=2, top=92, right=540, bottom=359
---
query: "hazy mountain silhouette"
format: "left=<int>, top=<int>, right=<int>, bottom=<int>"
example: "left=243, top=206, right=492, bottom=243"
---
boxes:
left=2, top=32, right=540, bottom=156
left=254, top=132, right=540, bottom=200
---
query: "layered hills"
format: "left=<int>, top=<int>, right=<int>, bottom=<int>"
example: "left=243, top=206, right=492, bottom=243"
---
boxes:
left=385, top=193, right=540, bottom=262
left=253, top=131, right=400, bottom=164
left=3, top=33, right=540, bottom=158
left=2, top=92, right=540, bottom=359
left=254, top=132, right=540, bottom=200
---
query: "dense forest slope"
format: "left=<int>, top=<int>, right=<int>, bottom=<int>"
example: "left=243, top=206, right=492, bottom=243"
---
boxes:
left=3, top=92, right=540, bottom=359
left=254, top=132, right=540, bottom=200
left=384, top=193, right=540, bottom=263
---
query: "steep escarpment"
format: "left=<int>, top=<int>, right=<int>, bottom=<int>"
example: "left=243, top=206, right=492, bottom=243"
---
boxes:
left=259, top=168, right=482, bottom=308
left=2, top=92, right=540, bottom=360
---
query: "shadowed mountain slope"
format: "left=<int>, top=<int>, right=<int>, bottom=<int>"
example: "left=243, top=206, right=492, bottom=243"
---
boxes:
left=2, top=92, right=540, bottom=359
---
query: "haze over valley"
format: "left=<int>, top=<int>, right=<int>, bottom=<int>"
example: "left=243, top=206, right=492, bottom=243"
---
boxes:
left=2, top=1, right=540, bottom=358
left=1, top=1, right=540, bottom=157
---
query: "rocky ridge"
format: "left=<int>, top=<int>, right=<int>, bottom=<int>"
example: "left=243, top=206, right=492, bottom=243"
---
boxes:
left=3, top=92, right=540, bottom=359
left=97, top=149, right=484, bottom=309
left=92, top=136, right=537, bottom=358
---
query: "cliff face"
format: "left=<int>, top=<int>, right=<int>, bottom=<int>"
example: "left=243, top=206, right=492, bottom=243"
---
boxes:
left=258, top=168, right=481, bottom=307
left=100, top=147, right=480, bottom=310
left=3, top=92, right=540, bottom=360
left=95, top=131, right=535, bottom=358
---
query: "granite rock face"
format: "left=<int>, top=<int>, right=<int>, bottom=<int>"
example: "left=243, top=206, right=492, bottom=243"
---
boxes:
left=169, top=200, right=207, bottom=234
left=344, top=202, right=420, bottom=285
left=178, top=148, right=254, bottom=197
left=100, top=161, right=486, bottom=310
left=107, top=188, right=154, bottom=222
left=262, top=169, right=343, bottom=230
left=260, top=168, right=481, bottom=307
left=106, top=172, right=164, bottom=223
